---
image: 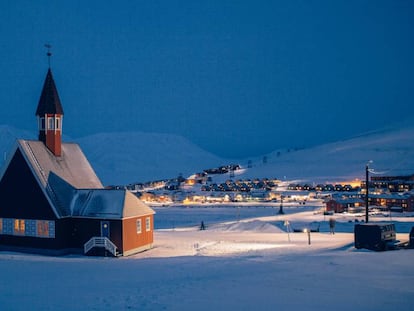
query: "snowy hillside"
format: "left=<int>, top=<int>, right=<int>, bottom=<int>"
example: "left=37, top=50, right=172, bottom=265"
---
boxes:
left=237, top=126, right=414, bottom=183
left=0, top=126, right=225, bottom=185
left=71, top=125, right=414, bottom=185
left=0, top=125, right=36, bottom=153
left=76, top=132, right=225, bottom=185
left=1, top=124, right=414, bottom=186
left=0, top=125, right=36, bottom=168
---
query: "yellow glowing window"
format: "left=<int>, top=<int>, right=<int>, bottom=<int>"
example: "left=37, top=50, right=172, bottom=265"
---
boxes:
left=14, top=219, right=25, bottom=235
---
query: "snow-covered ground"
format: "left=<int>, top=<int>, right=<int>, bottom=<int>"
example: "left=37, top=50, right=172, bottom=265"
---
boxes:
left=1, top=204, right=413, bottom=310
left=1, top=125, right=414, bottom=310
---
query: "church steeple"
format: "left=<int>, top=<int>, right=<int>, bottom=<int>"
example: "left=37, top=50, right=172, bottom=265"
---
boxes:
left=35, top=68, right=64, bottom=156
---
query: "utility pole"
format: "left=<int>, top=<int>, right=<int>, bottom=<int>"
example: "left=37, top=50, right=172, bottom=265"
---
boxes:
left=365, top=161, right=372, bottom=223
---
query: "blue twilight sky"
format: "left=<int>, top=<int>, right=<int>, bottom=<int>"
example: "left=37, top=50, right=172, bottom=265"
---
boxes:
left=0, top=0, right=413, bottom=158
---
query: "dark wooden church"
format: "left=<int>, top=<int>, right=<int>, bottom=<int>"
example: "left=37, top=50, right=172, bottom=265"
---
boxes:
left=0, top=67, right=155, bottom=256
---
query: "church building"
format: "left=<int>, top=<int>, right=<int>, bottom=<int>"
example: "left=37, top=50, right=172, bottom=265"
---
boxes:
left=0, top=67, right=155, bottom=256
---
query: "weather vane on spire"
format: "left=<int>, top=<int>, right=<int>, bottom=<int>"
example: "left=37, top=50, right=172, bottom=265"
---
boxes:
left=44, top=43, right=52, bottom=68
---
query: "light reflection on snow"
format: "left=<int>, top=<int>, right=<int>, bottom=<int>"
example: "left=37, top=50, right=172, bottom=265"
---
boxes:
left=195, top=241, right=295, bottom=257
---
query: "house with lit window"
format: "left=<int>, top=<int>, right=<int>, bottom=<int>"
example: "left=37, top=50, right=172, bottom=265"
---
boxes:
left=368, top=193, right=414, bottom=212
left=0, top=67, right=155, bottom=256
left=326, top=197, right=364, bottom=213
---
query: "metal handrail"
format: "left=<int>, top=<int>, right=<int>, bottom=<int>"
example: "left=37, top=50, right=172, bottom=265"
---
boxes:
left=84, top=237, right=117, bottom=256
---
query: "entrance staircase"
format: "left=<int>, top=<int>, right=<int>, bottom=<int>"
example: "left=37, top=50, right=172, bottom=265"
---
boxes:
left=84, top=237, right=119, bottom=257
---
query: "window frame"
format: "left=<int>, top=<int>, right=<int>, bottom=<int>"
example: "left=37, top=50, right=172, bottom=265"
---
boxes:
left=136, top=219, right=142, bottom=234
left=48, top=117, right=55, bottom=130
left=145, top=217, right=151, bottom=232
left=13, top=219, right=25, bottom=235
left=37, top=220, right=50, bottom=238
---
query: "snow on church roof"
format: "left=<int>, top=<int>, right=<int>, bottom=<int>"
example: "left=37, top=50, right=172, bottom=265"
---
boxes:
left=19, top=139, right=103, bottom=190
left=18, top=140, right=154, bottom=219
left=47, top=172, right=154, bottom=219
left=71, top=189, right=155, bottom=219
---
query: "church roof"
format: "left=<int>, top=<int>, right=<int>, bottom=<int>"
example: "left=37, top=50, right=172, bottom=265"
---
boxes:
left=15, top=139, right=103, bottom=217
left=35, top=69, right=64, bottom=115
left=18, top=139, right=103, bottom=190
left=70, top=189, right=155, bottom=219
left=46, top=165, right=154, bottom=219
left=13, top=139, right=154, bottom=219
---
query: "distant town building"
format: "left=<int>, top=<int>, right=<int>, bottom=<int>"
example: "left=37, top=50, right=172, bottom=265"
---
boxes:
left=363, top=174, right=414, bottom=193
left=326, top=198, right=365, bottom=213
left=368, top=193, right=414, bottom=212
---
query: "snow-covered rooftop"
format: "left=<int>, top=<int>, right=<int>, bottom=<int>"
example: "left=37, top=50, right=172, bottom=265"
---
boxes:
left=71, top=189, right=154, bottom=218
left=18, top=139, right=103, bottom=189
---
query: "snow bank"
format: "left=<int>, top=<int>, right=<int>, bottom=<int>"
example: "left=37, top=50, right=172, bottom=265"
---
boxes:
left=211, top=219, right=285, bottom=233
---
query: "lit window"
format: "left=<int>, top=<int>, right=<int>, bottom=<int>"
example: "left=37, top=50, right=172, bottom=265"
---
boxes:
left=0, top=219, right=55, bottom=238
left=145, top=217, right=151, bottom=232
left=14, top=219, right=25, bottom=235
left=136, top=219, right=142, bottom=234
left=37, top=220, right=49, bottom=237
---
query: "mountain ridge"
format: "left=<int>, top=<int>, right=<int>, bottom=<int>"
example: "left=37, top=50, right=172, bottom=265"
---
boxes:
left=1, top=124, right=413, bottom=185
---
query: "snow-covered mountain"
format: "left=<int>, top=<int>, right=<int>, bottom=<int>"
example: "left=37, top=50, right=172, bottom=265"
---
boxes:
left=239, top=126, right=414, bottom=183
left=0, top=125, right=36, bottom=163
left=0, top=126, right=226, bottom=185
left=0, top=125, right=36, bottom=147
left=1, top=124, right=414, bottom=186
left=76, top=132, right=225, bottom=185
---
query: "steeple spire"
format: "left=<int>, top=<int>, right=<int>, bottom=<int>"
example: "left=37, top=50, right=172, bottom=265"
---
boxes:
left=36, top=69, right=64, bottom=116
left=36, top=55, right=64, bottom=156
